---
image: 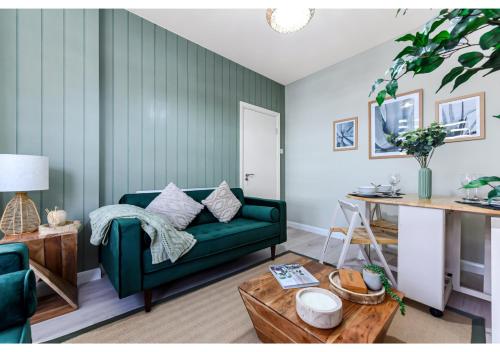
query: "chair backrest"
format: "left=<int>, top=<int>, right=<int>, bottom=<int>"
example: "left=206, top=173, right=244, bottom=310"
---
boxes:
left=336, top=200, right=360, bottom=225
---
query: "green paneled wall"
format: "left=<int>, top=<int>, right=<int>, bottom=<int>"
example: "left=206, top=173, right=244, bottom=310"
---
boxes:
left=0, top=9, right=100, bottom=270
left=100, top=9, right=285, bottom=205
left=0, top=9, right=284, bottom=271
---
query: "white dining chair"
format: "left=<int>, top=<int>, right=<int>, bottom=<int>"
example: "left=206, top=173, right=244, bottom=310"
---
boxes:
left=319, top=199, right=398, bottom=287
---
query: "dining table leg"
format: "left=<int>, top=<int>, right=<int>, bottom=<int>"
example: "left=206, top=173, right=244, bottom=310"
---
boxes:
left=491, top=217, right=500, bottom=343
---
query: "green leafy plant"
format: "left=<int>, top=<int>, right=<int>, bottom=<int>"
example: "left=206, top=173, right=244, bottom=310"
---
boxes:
left=387, top=122, right=447, bottom=168
left=369, top=9, right=500, bottom=118
left=363, top=264, right=406, bottom=315
left=463, top=176, right=500, bottom=203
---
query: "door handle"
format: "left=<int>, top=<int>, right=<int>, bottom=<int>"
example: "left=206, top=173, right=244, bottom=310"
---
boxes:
left=245, top=173, right=255, bottom=181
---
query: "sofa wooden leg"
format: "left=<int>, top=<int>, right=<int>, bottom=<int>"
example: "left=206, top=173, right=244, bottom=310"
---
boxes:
left=144, top=289, right=152, bottom=312
left=271, top=245, right=276, bottom=260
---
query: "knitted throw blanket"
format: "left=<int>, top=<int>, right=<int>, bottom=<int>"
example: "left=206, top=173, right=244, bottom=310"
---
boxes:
left=89, top=204, right=196, bottom=264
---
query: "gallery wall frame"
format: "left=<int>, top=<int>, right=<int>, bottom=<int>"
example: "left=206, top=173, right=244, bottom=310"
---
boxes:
left=333, top=116, right=358, bottom=152
left=435, top=92, right=485, bottom=143
left=368, top=89, right=423, bottom=160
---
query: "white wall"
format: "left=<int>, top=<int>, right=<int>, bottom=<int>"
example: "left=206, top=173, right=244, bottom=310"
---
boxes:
left=285, top=34, right=499, bottom=263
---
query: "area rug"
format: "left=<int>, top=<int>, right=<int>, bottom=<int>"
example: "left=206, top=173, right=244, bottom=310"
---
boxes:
left=64, top=252, right=484, bottom=343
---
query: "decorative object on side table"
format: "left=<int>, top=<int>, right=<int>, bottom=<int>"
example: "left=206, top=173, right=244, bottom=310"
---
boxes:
left=39, top=220, right=81, bottom=237
left=0, top=154, right=49, bottom=234
left=333, top=117, right=358, bottom=151
left=363, top=264, right=406, bottom=315
left=46, top=207, right=67, bottom=227
left=368, top=89, right=423, bottom=159
left=295, top=287, right=343, bottom=329
left=388, top=122, right=446, bottom=199
left=39, top=207, right=80, bottom=236
left=436, top=92, right=485, bottom=143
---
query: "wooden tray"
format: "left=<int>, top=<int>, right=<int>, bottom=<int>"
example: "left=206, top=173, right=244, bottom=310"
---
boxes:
left=38, top=220, right=81, bottom=236
left=328, top=270, right=385, bottom=305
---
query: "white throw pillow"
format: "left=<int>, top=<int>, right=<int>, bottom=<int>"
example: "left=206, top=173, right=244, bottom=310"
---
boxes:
left=146, top=183, right=204, bottom=230
left=202, top=181, right=242, bottom=223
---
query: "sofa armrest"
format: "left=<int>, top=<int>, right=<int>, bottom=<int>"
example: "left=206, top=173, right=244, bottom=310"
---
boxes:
left=0, top=243, right=29, bottom=275
left=242, top=205, right=279, bottom=223
left=244, top=197, right=287, bottom=243
left=0, top=269, right=37, bottom=331
left=100, top=218, right=143, bottom=298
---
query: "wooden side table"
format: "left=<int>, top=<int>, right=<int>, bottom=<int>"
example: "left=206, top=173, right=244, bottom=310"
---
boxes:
left=0, top=229, right=78, bottom=323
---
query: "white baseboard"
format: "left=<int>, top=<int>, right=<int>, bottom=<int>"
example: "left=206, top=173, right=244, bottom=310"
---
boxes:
left=77, top=267, right=102, bottom=285
left=461, top=259, right=485, bottom=276
left=287, top=221, right=344, bottom=241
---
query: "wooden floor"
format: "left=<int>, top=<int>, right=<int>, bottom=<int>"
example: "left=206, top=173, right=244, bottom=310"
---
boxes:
left=31, top=227, right=492, bottom=343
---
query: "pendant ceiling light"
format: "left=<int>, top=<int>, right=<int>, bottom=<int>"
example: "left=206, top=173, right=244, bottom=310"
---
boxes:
left=266, top=8, right=315, bottom=34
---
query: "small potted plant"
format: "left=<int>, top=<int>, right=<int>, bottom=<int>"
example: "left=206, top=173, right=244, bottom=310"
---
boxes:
left=388, top=122, right=447, bottom=199
left=363, top=264, right=406, bottom=315
left=463, top=176, right=500, bottom=204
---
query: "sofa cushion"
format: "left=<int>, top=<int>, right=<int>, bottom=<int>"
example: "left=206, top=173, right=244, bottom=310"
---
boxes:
left=119, top=187, right=246, bottom=226
left=142, top=218, right=279, bottom=274
left=202, top=181, right=242, bottom=223
left=145, top=183, right=204, bottom=230
left=242, top=205, right=279, bottom=223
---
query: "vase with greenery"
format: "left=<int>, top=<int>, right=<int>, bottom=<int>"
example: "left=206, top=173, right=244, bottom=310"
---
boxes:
left=388, top=123, right=447, bottom=199
left=463, top=176, right=500, bottom=203
left=363, top=264, right=406, bottom=315
left=369, top=9, right=499, bottom=118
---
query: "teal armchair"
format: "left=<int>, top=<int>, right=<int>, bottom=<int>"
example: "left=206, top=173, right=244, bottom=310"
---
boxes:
left=0, top=243, right=37, bottom=344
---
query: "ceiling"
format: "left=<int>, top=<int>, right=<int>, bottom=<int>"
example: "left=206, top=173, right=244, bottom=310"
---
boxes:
left=129, top=9, right=438, bottom=85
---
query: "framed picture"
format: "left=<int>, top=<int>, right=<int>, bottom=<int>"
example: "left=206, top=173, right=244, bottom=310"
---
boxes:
left=333, top=117, right=358, bottom=151
left=435, top=92, right=485, bottom=143
left=368, top=89, right=423, bottom=159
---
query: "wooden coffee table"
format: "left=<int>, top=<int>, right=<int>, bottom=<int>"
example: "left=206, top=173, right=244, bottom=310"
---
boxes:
left=239, top=254, right=403, bottom=343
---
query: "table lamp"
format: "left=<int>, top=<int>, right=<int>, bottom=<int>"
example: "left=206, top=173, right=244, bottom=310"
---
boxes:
left=0, top=154, right=49, bottom=235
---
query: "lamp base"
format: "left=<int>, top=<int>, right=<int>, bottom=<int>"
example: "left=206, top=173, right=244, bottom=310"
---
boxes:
left=0, top=192, right=41, bottom=235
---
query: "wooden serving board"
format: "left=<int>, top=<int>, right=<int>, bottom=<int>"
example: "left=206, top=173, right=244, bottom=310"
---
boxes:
left=329, top=270, right=385, bottom=305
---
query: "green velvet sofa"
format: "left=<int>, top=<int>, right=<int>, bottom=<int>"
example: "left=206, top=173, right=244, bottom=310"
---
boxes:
left=99, top=187, right=286, bottom=312
left=0, top=243, right=37, bottom=344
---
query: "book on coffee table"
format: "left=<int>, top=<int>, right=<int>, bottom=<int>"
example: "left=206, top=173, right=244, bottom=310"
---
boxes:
left=269, top=263, right=320, bottom=289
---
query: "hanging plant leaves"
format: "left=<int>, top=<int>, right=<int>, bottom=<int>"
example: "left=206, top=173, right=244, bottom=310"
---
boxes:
left=480, top=27, right=500, bottom=49
left=369, top=78, right=384, bottom=97
left=436, top=66, right=464, bottom=92
left=431, top=30, right=450, bottom=44
left=452, top=68, right=479, bottom=91
left=414, top=56, right=444, bottom=74
left=395, top=33, right=416, bottom=42
left=386, top=80, right=398, bottom=98
left=376, top=90, right=387, bottom=105
left=370, top=9, right=499, bottom=116
left=458, top=51, right=484, bottom=67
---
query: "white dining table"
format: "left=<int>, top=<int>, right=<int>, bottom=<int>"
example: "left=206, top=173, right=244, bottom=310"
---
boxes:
left=348, top=193, right=500, bottom=342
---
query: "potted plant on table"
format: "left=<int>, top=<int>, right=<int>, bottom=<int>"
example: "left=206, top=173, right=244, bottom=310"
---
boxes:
left=363, top=264, right=406, bottom=315
left=388, top=122, right=446, bottom=199
left=463, top=176, right=500, bottom=204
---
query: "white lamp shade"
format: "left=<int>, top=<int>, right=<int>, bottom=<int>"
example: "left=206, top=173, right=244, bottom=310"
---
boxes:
left=0, top=154, right=49, bottom=192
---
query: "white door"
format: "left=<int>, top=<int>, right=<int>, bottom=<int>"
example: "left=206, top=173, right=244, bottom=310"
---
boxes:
left=240, top=102, right=280, bottom=199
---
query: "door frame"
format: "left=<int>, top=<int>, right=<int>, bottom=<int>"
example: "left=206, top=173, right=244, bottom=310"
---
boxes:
left=239, top=101, right=281, bottom=199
